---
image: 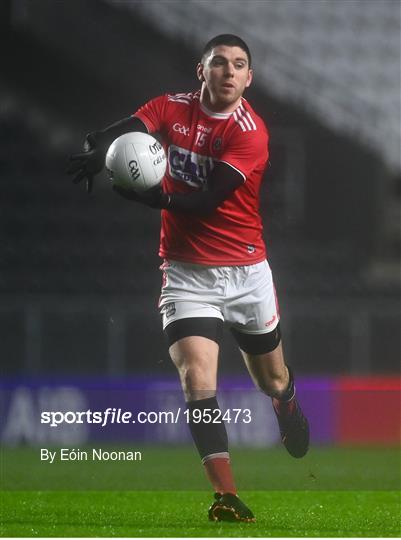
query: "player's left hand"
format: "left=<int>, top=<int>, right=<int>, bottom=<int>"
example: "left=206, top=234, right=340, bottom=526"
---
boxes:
left=112, top=184, right=169, bottom=209
left=67, top=132, right=105, bottom=193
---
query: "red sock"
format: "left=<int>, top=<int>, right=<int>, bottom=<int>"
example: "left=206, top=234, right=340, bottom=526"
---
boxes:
left=203, top=456, right=237, bottom=495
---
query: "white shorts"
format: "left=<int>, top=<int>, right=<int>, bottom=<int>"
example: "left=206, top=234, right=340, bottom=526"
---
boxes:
left=159, top=259, right=280, bottom=334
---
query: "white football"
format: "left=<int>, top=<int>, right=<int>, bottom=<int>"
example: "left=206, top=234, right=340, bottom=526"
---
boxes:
left=105, top=132, right=166, bottom=192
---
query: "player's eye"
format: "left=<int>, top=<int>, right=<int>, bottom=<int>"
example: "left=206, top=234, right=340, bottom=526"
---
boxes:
left=211, top=57, right=226, bottom=66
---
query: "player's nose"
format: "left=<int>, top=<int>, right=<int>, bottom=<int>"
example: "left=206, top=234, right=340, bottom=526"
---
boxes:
left=224, top=63, right=235, bottom=77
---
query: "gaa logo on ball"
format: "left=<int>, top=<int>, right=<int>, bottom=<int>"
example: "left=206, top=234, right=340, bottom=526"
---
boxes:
left=106, top=132, right=167, bottom=192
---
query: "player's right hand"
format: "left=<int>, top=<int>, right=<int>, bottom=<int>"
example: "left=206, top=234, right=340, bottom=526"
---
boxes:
left=67, top=132, right=105, bottom=193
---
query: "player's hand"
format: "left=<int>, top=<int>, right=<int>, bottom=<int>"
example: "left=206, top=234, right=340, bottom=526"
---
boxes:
left=112, top=184, right=168, bottom=209
left=67, top=132, right=105, bottom=193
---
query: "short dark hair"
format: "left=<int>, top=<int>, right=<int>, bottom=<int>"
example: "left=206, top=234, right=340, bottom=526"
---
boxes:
left=201, top=34, right=252, bottom=67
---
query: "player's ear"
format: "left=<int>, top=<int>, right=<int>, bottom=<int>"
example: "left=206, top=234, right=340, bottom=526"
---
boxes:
left=197, top=63, right=205, bottom=82
left=245, top=68, right=253, bottom=88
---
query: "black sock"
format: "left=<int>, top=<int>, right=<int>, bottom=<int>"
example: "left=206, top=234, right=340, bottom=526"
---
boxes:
left=186, top=396, right=228, bottom=460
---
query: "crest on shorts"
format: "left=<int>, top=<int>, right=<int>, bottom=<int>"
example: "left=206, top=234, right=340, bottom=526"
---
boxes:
left=164, top=303, right=176, bottom=318
left=212, top=137, right=223, bottom=151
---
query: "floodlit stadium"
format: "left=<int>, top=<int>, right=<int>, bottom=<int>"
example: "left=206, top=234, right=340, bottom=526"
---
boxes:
left=1, top=0, right=400, bottom=537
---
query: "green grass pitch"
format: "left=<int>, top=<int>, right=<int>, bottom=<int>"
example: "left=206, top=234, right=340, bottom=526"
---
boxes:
left=1, top=446, right=400, bottom=537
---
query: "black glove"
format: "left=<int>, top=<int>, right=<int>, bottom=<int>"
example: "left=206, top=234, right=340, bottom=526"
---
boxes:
left=67, top=132, right=105, bottom=193
left=112, top=184, right=170, bottom=209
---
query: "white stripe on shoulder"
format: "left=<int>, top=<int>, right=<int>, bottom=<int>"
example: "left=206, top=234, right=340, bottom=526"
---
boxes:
left=238, top=105, right=257, bottom=131
left=238, top=107, right=252, bottom=131
left=167, top=92, right=200, bottom=104
left=245, top=110, right=257, bottom=130
left=233, top=109, right=246, bottom=132
left=167, top=92, right=193, bottom=104
left=168, top=98, right=192, bottom=105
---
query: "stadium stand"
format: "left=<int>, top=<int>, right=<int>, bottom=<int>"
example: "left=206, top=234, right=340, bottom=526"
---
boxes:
left=123, top=0, right=400, bottom=172
left=1, top=0, right=399, bottom=376
left=118, top=0, right=401, bottom=284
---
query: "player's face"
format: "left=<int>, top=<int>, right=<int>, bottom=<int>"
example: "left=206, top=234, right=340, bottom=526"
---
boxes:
left=197, top=45, right=253, bottom=113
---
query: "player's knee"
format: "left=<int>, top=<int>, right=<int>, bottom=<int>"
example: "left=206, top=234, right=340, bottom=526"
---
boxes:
left=176, top=364, right=215, bottom=399
left=180, top=364, right=200, bottom=388
left=255, top=374, right=288, bottom=398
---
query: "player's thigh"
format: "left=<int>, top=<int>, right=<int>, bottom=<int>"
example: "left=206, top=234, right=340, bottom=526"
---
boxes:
left=169, top=335, right=219, bottom=400
left=166, top=316, right=223, bottom=400
left=225, top=260, right=280, bottom=334
left=233, top=325, right=288, bottom=395
left=169, top=334, right=219, bottom=372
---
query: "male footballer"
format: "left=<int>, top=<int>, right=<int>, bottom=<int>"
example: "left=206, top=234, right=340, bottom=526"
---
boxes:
left=68, top=34, right=310, bottom=523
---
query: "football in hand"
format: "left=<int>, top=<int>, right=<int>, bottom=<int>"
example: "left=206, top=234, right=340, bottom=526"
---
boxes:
left=105, top=132, right=166, bottom=192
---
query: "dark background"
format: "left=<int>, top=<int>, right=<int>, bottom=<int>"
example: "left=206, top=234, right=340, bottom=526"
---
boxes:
left=1, top=0, right=399, bottom=378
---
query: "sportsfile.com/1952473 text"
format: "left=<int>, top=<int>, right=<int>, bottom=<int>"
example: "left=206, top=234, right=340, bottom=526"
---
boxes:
left=40, top=407, right=252, bottom=427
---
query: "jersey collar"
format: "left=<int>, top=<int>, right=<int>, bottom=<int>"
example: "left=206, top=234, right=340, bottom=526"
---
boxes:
left=200, top=99, right=243, bottom=119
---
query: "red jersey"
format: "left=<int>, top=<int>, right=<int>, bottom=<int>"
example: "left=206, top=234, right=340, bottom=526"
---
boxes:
left=134, top=91, right=269, bottom=266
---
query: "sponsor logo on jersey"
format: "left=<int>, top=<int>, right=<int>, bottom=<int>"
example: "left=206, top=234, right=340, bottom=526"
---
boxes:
left=197, top=124, right=212, bottom=134
left=168, top=145, right=214, bottom=188
left=173, top=123, right=190, bottom=136
left=247, top=244, right=256, bottom=254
